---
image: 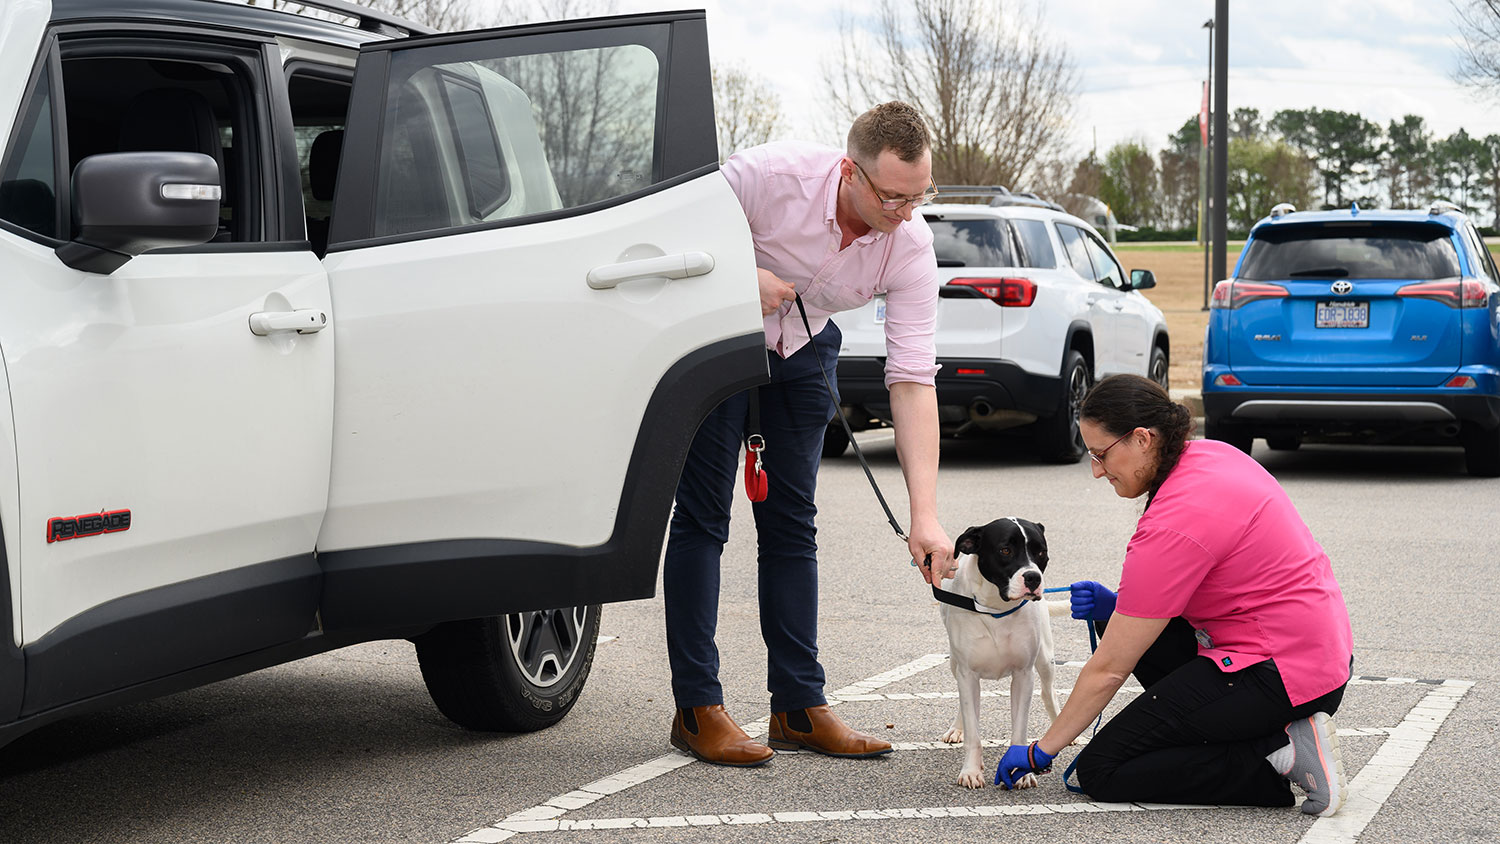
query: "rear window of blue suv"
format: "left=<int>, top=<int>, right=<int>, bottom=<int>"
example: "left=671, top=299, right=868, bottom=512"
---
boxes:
left=1237, top=223, right=1460, bottom=281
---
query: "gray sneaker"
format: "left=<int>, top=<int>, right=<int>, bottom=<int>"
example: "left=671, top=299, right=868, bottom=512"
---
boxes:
left=1282, top=711, right=1347, bottom=817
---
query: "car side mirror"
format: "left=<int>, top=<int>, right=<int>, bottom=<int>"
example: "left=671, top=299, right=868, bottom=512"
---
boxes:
left=1128, top=268, right=1156, bottom=290
left=55, top=152, right=222, bottom=274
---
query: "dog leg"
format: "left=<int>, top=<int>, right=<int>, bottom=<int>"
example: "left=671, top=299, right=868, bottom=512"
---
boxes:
left=1036, top=620, right=1062, bottom=724
left=955, top=670, right=986, bottom=789
left=1006, top=670, right=1039, bottom=790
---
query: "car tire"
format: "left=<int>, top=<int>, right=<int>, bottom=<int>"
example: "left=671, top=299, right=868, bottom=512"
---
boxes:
left=1149, top=345, right=1169, bottom=390
left=1036, top=350, right=1091, bottom=463
left=822, top=422, right=849, bottom=459
left=1266, top=436, right=1300, bottom=451
left=1463, top=422, right=1500, bottom=477
left=1204, top=417, right=1253, bottom=454
left=413, top=605, right=600, bottom=732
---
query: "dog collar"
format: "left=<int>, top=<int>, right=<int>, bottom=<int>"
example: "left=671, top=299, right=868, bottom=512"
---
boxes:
left=930, top=584, right=1031, bottom=618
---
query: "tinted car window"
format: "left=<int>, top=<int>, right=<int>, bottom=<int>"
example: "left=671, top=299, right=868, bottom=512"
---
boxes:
left=0, top=64, right=56, bottom=238
left=1056, top=223, right=1093, bottom=278
left=1238, top=223, right=1461, bottom=281
left=1012, top=218, right=1056, bottom=268
left=928, top=218, right=1015, bottom=267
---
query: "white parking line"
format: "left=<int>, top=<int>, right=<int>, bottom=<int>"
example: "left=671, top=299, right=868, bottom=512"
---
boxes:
left=448, top=658, right=1473, bottom=844
left=1298, top=680, right=1473, bottom=844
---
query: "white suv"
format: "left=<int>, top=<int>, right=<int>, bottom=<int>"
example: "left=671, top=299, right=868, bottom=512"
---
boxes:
left=0, top=0, right=761, bottom=747
left=833, top=189, right=1169, bottom=462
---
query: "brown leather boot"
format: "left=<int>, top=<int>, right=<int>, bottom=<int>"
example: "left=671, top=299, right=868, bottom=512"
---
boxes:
left=670, top=705, right=774, bottom=767
left=767, top=704, right=892, bottom=758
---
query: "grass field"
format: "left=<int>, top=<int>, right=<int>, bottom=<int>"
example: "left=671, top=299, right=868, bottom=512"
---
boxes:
left=1121, top=247, right=1242, bottom=391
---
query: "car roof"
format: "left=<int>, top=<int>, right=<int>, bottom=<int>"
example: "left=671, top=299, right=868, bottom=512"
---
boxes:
left=48, top=0, right=428, bottom=49
left=922, top=201, right=1098, bottom=231
left=1251, top=207, right=1467, bottom=233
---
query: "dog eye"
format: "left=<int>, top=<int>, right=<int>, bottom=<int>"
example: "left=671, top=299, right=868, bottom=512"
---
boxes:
left=1000, top=548, right=1011, bottom=555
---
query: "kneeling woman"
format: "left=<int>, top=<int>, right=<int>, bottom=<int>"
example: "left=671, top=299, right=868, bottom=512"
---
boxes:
left=997, top=375, right=1354, bottom=816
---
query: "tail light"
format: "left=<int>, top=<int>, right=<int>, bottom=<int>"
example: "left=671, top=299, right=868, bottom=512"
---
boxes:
left=948, top=277, right=1037, bottom=307
left=1210, top=280, right=1289, bottom=309
left=1395, top=279, right=1489, bottom=308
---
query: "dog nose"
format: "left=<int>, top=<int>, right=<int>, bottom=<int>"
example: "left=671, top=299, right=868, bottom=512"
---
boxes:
left=1023, top=571, right=1041, bottom=591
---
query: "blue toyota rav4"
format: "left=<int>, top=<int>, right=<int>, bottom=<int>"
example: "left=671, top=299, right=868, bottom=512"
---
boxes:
left=1202, top=202, right=1500, bottom=476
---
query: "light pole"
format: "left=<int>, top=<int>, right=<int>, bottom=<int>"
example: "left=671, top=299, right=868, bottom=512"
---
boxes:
left=1201, top=18, right=1213, bottom=310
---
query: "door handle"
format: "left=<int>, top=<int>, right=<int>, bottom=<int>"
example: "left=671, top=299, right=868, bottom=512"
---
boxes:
left=249, top=308, right=329, bottom=336
left=586, top=251, right=715, bottom=290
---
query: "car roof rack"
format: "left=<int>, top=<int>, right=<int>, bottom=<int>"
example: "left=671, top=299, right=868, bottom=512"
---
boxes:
left=933, top=185, right=1064, bottom=212
left=256, top=0, right=436, bottom=37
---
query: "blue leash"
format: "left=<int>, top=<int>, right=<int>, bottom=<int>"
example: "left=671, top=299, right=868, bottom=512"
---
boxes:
left=1039, top=586, right=1094, bottom=794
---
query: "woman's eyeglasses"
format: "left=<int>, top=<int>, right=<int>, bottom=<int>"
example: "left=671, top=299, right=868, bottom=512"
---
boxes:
left=1088, top=431, right=1132, bottom=467
left=852, top=160, right=938, bottom=211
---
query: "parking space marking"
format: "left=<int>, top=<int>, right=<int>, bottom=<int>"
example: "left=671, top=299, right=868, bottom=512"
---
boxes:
left=1298, top=680, right=1473, bottom=844
left=449, top=658, right=1473, bottom=844
left=449, top=654, right=947, bottom=844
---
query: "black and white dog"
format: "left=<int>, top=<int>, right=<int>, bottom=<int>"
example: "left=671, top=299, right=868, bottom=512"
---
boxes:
left=938, top=517, right=1065, bottom=789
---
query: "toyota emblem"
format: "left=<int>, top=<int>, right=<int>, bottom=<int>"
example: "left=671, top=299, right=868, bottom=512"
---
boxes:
left=1331, top=280, right=1353, bottom=294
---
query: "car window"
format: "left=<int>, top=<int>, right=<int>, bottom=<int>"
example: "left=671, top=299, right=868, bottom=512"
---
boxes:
left=371, top=36, right=666, bottom=237
left=1462, top=222, right=1498, bottom=282
left=1011, top=218, right=1056, bottom=269
left=1081, top=229, right=1125, bottom=289
left=0, top=61, right=57, bottom=239
left=1237, top=223, right=1461, bottom=281
left=1056, top=223, right=1094, bottom=279
left=927, top=218, right=1015, bottom=267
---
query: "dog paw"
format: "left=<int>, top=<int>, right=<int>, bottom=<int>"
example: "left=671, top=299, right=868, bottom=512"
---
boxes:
left=1011, top=772, right=1039, bottom=790
left=940, top=727, right=963, bottom=744
left=957, top=769, right=986, bottom=789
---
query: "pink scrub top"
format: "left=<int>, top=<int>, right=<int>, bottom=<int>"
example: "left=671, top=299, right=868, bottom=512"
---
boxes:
left=1115, top=439, right=1354, bottom=705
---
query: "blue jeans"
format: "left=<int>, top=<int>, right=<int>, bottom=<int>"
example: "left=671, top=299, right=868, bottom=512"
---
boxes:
left=663, top=322, right=841, bottom=713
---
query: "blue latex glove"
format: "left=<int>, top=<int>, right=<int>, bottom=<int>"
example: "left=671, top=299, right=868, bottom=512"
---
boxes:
left=995, top=741, right=1056, bottom=789
left=1070, top=580, right=1117, bottom=621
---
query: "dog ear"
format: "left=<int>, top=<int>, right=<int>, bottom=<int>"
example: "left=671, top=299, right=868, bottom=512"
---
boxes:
left=955, top=526, right=983, bottom=556
left=1034, top=522, right=1045, bottom=535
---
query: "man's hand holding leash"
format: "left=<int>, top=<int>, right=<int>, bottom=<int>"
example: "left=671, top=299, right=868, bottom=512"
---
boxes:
left=758, top=268, right=798, bottom=316
left=909, top=515, right=953, bottom=585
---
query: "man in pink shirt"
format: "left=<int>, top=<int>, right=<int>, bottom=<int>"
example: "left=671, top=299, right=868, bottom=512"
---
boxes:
left=664, top=102, right=953, bottom=767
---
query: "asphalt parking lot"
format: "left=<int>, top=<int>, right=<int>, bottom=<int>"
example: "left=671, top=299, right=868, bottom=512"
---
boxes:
left=0, top=431, right=1495, bottom=844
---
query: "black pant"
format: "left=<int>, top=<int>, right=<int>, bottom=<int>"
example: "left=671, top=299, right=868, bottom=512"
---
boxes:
left=1074, top=618, right=1347, bottom=807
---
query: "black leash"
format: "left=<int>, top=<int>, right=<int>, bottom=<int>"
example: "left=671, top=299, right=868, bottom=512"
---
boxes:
left=792, top=295, right=909, bottom=544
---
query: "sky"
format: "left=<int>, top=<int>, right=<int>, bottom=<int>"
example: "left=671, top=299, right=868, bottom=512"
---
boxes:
left=484, top=0, right=1500, bottom=169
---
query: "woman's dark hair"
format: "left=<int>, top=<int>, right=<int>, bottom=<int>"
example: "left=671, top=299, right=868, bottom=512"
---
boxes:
left=1080, top=374, right=1195, bottom=506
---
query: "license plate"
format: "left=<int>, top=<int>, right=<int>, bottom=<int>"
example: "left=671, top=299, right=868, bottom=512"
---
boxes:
left=873, top=296, right=886, bottom=324
left=1316, top=300, right=1367, bottom=328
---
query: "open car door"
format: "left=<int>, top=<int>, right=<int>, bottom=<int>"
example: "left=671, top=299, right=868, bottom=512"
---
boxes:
left=316, top=12, right=765, bottom=631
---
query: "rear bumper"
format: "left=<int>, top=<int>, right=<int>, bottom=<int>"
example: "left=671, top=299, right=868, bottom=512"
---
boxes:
left=836, top=357, right=1063, bottom=418
left=1203, top=390, right=1500, bottom=433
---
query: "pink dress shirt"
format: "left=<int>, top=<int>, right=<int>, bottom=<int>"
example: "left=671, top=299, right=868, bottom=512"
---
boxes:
left=720, top=141, right=941, bottom=388
left=1114, top=439, right=1354, bottom=706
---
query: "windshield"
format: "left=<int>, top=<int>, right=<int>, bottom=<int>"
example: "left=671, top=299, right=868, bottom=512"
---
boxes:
left=1238, top=223, right=1461, bottom=281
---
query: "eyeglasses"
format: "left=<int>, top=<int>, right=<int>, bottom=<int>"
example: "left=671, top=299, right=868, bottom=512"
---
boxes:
left=1088, top=431, right=1132, bottom=468
left=851, top=160, right=939, bottom=211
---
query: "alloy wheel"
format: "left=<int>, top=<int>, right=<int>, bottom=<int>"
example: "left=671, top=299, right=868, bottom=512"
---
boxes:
left=506, top=606, right=590, bottom=688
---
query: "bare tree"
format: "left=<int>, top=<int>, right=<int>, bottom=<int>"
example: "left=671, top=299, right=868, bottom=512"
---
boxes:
left=713, top=64, right=784, bottom=162
left=1452, top=0, right=1500, bottom=95
left=823, top=0, right=1077, bottom=191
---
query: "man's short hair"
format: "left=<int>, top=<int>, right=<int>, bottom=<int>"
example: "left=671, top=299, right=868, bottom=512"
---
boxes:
left=847, top=101, right=931, bottom=164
